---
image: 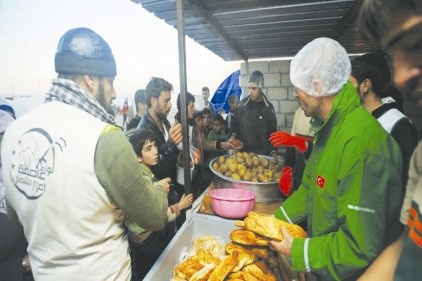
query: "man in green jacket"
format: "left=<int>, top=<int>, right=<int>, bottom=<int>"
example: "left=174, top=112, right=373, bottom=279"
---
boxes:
left=269, top=37, right=403, bottom=281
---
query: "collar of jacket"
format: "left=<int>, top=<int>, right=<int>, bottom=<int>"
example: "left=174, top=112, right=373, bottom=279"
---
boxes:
left=311, top=81, right=361, bottom=141
left=139, top=162, right=156, bottom=181
left=143, top=109, right=171, bottom=131
left=243, top=93, right=271, bottom=107
left=371, top=102, right=399, bottom=118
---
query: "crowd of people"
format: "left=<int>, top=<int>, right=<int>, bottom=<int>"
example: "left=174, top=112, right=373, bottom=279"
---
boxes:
left=0, top=0, right=420, bottom=280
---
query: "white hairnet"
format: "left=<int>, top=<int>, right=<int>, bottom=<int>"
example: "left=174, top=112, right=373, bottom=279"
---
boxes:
left=248, top=70, right=265, bottom=89
left=290, top=37, right=351, bottom=97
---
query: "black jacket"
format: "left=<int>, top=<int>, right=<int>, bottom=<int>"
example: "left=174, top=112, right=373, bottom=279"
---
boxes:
left=137, top=110, right=179, bottom=181
left=126, top=115, right=141, bottom=131
left=231, top=94, right=277, bottom=155
left=372, top=102, right=419, bottom=192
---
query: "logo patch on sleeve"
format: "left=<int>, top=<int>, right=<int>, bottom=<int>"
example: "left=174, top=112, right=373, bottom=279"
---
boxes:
left=316, top=175, right=326, bottom=189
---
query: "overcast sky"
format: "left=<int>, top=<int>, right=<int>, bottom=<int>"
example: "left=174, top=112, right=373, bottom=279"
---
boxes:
left=0, top=0, right=240, bottom=106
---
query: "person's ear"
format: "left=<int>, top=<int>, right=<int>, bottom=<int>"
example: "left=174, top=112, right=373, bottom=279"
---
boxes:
left=137, top=156, right=143, bottom=163
left=151, top=97, right=158, bottom=108
left=83, top=75, right=96, bottom=91
left=313, top=79, right=323, bottom=95
left=361, top=79, right=372, bottom=95
left=349, top=76, right=358, bottom=89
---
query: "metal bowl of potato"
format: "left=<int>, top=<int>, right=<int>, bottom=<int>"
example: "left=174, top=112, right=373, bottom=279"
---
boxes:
left=209, top=152, right=283, bottom=203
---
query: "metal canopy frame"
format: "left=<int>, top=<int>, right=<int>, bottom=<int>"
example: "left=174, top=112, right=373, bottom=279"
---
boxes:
left=132, top=0, right=380, bottom=62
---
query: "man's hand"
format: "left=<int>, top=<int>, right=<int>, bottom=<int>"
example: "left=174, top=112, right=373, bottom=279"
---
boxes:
left=270, top=131, right=308, bottom=153
left=156, top=177, right=171, bottom=194
left=280, top=166, right=293, bottom=196
left=269, top=227, right=294, bottom=257
left=169, top=122, right=183, bottom=145
left=220, top=141, right=234, bottom=150
left=189, top=145, right=201, bottom=165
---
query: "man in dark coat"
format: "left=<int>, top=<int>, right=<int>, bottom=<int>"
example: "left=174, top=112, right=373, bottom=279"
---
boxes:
left=137, top=77, right=182, bottom=182
left=231, top=70, right=277, bottom=155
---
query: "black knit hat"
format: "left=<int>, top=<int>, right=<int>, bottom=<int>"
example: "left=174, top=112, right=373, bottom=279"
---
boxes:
left=54, top=27, right=116, bottom=77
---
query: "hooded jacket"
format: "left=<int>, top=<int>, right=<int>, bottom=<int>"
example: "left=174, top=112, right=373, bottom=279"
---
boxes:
left=274, top=82, right=403, bottom=280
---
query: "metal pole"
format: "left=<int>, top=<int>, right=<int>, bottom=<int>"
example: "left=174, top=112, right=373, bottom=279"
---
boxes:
left=176, top=0, right=191, bottom=194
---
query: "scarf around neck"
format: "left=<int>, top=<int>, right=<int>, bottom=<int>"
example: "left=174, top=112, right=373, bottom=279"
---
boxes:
left=45, top=78, right=116, bottom=125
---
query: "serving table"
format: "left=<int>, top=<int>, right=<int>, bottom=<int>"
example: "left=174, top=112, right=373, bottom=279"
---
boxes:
left=143, top=185, right=306, bottom=281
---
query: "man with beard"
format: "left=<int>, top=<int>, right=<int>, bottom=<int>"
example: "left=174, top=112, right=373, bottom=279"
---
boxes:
left=268, top=37, right=403, bottom=280
left=1, top=27, right=169, bottom=280
left=357, top=1, right=422, bottom=280
left=137, top=77, right=182, bottom=182
left=137, top=77, right=183, bottom=243
left=350, top=53, right=419, bottom=198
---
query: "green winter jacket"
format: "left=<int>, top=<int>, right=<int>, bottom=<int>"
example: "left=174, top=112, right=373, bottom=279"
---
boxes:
left=274, top=82, right=403, bottom=281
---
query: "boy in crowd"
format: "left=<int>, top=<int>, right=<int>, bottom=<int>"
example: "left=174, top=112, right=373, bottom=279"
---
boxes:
left=206, top=114, right=229, bottom=164
left=126, top=129, right=193, bottom=280
left=207, top=114, right=228, bottom=142
left=193, top=110, right=204, bottom=130
left=226, top=94, right=239, bottom=135
left=202, top=108, right=212, bottom=135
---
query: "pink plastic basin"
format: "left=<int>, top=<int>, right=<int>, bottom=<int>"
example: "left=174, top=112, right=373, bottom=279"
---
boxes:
left=209, top=188, right=256, bottom=219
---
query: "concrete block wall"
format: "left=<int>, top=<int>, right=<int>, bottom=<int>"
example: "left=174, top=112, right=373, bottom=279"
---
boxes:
left=240, top=59, right=422, bottom=135
left=240, top=60, right=298, bottom=133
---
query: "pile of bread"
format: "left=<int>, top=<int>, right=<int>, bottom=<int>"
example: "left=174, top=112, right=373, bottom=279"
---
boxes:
left=172, top=212, right=307, bottom=281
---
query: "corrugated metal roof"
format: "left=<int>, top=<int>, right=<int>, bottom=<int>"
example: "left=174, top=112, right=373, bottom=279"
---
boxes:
left=131, top=0, right=380, bottom=61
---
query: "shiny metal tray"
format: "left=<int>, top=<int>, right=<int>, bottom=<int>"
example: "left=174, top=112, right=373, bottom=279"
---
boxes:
left=143, top=213, right=236, bottom=280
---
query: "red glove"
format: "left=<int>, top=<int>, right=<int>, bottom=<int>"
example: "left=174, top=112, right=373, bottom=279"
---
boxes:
left=279, top=166, right=293, bottom=196
left=270, top=131, right=308, bottom=153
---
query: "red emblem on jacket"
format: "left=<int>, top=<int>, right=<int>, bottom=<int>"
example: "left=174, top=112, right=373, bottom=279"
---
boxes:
left=316, top=175, right=326, bottom=189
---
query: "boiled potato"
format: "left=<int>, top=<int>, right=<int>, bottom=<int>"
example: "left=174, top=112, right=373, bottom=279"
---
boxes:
left=256, top=166, right=264, bottom=173
left=264, top=169, right=273, bottom=178
left=232, top=173, right=241, bottom=181
left=245, top=158, right=254, bottom=168
left=220, top=164, right=228, bottom=173
left=238, top=165, right=247, bottom=177
left=236, top=156, right=245, bottom=164
left=218, top=156, right=226, bottom=164
left=243, top=171, right=252, bottom=182
left=260, top=158, right=270, bottom=168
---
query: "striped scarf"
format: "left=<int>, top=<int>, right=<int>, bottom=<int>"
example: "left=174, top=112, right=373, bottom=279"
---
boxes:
left=45, top=78, right=115, bottom=125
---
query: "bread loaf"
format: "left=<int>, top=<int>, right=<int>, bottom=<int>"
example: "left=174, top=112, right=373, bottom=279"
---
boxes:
left=239, top=212, right=306, bottom=241
left=229, top=229, right=270, bottom=246
left=208, top=251, right=238, bottom=281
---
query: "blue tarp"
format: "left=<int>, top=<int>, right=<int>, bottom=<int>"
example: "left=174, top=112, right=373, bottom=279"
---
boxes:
left=211, top=70, right=242, bottom=113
